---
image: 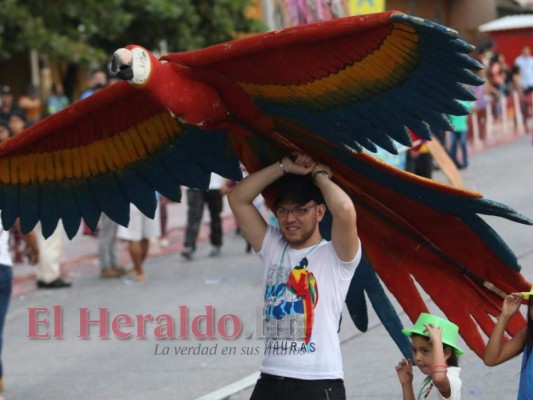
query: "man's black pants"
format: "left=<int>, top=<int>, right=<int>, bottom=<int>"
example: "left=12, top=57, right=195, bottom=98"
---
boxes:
left=250, top=373, right=346, bottom=400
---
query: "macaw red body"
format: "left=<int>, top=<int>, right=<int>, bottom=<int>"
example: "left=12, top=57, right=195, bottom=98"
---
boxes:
left=122, top=48, right=229, bottom=127
left=0, top=11, right=531, bottom=358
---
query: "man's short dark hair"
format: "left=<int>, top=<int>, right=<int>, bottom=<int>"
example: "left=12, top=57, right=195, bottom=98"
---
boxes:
left=273, top=174, right=324, bottom=208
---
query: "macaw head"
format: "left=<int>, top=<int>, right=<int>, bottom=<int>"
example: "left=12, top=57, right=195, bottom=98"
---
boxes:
left=111, top=45, right=159, bottom=87
left=110, top=44, right=230, bottom=126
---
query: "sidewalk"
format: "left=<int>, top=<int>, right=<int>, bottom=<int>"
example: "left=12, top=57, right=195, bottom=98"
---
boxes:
left=12, top=197, right=238, bottom=298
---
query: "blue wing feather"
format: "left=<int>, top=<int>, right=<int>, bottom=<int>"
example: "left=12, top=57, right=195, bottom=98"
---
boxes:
left=347, top=256, right=413, bottom=359
left=1, top=186, right=18, bottom=231
left=345, top=263, right=368, bottom=332
left=180, top=128, right=243, bottom=182
left=56, top=183, right=82, bottom=239
left=89, top=174, right=131, bottom=227
left=321, top=209, right=412, bottom=358
left=158, top=147, right=211, bottom=189
left=134, top=159, right=182, bottom=202
left=19, top=185, right=40, bottom=233
left=73, top=180, right=102, bottom=233
left=118, top=169, right=158, bottom=219
left=39, top=183, right=60, bottom=238
left=332, top=150, right=532, bottom=271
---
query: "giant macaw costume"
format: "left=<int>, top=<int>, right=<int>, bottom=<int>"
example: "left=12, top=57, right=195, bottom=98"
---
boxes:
left=0, top=11, right=531, bottom=358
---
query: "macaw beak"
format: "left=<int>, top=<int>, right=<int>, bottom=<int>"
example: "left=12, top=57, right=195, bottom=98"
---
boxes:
left=111, top=48, right=134, bottom=81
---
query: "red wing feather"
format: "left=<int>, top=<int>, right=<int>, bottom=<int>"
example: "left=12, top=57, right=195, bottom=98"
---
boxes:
left=240, top=118, right=530, bottom=358
left=163, top=11, right=399, bottom=85
left=0, top=82, right=164, bottom=157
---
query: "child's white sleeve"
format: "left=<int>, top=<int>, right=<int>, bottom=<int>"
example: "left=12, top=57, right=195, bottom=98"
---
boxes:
left=437, top=367, right=461, bottom=400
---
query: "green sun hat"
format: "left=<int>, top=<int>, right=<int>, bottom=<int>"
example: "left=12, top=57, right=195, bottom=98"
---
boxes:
left=402, top=313, right=464, bottom=355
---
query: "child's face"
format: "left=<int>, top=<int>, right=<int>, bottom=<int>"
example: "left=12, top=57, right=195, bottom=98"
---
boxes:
left=411, top=336, right=434, bottom=375
left=410, top=336, right=451, bottom=375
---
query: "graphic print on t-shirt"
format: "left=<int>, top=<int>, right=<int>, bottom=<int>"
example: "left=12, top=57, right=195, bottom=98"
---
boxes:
left=264, top=256, right=318, bottom=346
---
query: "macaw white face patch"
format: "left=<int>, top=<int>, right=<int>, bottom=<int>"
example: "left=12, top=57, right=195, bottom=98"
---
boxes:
left=131, top=47, right=151, bottom=85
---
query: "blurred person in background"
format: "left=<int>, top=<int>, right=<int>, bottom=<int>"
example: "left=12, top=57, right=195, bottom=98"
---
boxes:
left=0, top=218, right=38, bottom=396
left=8, top=110, right=28, bottom=135
left=488, top=53, right=507, bottom=120
left=35, top=224, right=72, bottom=289
left=514, top=46, right=533, bottom=138
left=181, top=173, right=229, bottom=260
left=158, top=196, right=171, bottom=248
left=0, top=121, right=11, bottom=143
left=17, top=85, right=42, bottom=124
left=448, top=100, right=474, bottom=170
left=117, top=199, right=161, bottom=283
left=80, top=71, right=107, bottom=100
left=6, top=111, right=33, bottom=264
left=406, top=130, right=433, bottom=179
left=514, top=46, right=533, bottom=95
left=86, top=77, right=125, bottom=279
left=46, top=82, right=70, bottom=115
left=98, top=212, right=125, bottom=279
left=0, top=121, right=24, bottom=266
left=0, top=86, right=23, bottom=122
left=489, top=53, right=509, bottom=96
left=471, top=68, right=490, bottom=143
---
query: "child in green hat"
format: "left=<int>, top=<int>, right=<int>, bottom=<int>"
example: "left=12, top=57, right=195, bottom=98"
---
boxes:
left=396, top=313, right=463, bottom=399
left=483, top=290, right=533, bottom=399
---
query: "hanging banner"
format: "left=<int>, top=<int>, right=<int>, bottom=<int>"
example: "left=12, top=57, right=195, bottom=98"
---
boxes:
left=348, top=0, right=385, bottom=15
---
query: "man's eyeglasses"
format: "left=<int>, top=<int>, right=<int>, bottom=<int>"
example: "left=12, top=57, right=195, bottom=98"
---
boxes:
left=276, top=203, right=317, bottom=218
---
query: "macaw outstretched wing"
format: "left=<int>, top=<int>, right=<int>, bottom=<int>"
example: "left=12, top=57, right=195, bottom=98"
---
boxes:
left=0, top=11, right=530, bottom=359
left=165, top=10, right=530, bottom=357
left=164, top=11, right=482, bottom=154
left=0, top=82, right=241, bottom=238
left=227, top=122, right=531, bottom=359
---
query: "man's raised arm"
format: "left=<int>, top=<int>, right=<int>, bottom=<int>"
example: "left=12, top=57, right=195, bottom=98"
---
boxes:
left=312, top=163, right=359, bottom=262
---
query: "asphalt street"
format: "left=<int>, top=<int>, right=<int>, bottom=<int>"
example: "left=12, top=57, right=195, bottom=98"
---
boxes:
left=4, top=135, right=533, bottom=400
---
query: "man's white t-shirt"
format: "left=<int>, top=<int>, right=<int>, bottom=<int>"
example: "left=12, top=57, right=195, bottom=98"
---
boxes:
left=257, top=225, right=361, bottom=380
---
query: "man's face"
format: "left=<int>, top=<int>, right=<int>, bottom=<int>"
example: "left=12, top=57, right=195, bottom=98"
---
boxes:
left=276, top=200, right=324, bottom=248
left=410, top=335, right=451, bottom=376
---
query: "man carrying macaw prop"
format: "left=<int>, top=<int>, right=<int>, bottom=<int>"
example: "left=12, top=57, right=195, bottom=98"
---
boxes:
left=0, top=11, right=531, bottom=359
